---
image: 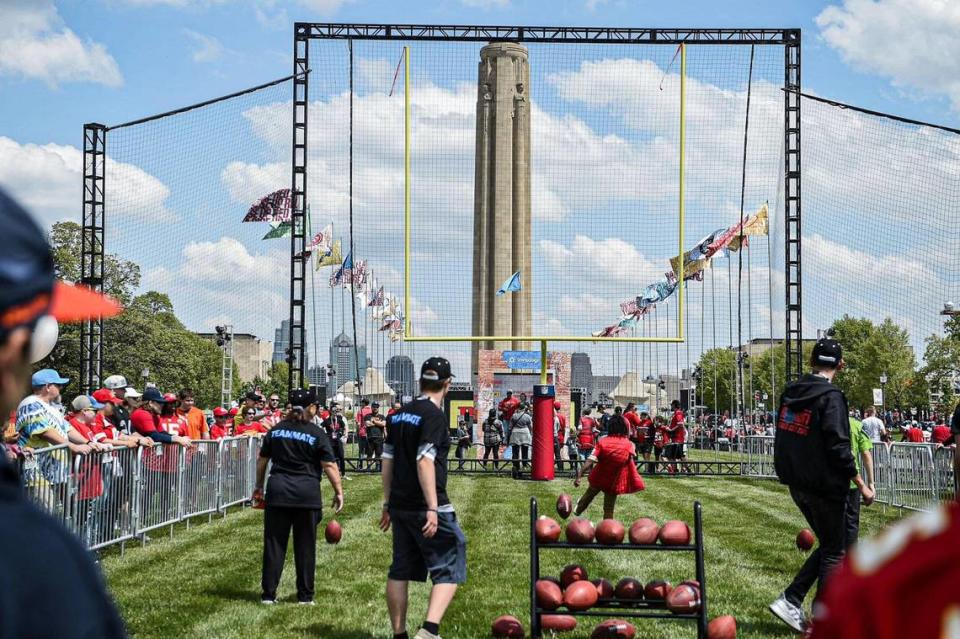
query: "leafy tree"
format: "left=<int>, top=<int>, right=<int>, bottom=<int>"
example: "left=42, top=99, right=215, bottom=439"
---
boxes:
left=49, top=221, right=141, bottom=304
left=242, top=362, right=289, bottom=403
left=694, top=348, right=737, bottom=415
left=830, top=316, right=918, bottom=412
left=922, top=314, right=960, bottom=414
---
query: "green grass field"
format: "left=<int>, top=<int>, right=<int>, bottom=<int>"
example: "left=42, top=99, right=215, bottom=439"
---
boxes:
left=102, top=475, right=902, bottom=638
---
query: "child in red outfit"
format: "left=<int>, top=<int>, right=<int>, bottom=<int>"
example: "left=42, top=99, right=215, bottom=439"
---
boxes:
left=573, top=414, right=645, bottom=519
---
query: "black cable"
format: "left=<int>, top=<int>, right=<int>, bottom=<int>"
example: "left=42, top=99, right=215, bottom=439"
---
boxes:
left=737, top=45, right=755, bottom=420
left=348, top=40, right=362, bottom=400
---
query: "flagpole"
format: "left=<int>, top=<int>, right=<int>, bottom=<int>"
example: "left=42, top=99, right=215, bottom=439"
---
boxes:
left=403, top=45, right=411, bottom=339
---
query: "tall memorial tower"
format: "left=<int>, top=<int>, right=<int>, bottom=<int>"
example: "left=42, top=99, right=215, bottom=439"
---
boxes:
left=471, top=42, right=533, bottom=374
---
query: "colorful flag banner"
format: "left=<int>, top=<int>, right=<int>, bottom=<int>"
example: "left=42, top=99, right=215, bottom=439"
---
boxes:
left=316, top=240, right=342, bottom=270
left=262, top=221, right=291, bottom=240
left=368, top=287, right=385, bottom=307
left=243, top=188, right=291, bottom=223
left=307, top=224, right=333, bottom=252
left=742, top=202, right=769, bottom=236
left=496, top=271, right=522, bottom=296
left=620, top=298, right=639, bottom=316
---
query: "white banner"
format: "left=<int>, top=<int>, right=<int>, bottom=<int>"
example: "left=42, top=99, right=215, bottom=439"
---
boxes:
left=873, top=388, right=884, bottom=405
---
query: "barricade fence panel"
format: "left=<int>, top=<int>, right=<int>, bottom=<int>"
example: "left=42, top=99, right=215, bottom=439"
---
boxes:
left=15, top=437, right=262, bottom=551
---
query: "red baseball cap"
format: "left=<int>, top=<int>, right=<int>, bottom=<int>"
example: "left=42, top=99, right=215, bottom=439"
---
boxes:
left=163, top=393, right=178, bottom=403
left=92, top=388, right=122, bottom=405
left=228, top=407, right=239, bottom=416
left=213, top=407, right=228, bottom=417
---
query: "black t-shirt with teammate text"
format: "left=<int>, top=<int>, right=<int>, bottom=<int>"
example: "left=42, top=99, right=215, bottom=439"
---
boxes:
left=385, top=398, right=450, bottom=511
left=259, top=418, right=335, bottom=509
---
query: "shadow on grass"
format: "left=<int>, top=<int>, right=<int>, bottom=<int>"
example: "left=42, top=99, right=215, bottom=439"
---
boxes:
left=209, top=584, right=260, bottom=603
left=304, top=622, right=379, bottom=638
left=738, top=617, right=797, bottom=638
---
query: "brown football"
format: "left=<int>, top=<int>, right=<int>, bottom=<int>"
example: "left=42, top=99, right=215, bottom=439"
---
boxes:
left=541, top=575, right=562, bottom=589
left=666, top=583, right=701, bottom=614
left=590, top=619, right=636, bottom=639
left=595, top=519, right=626, bottom=545
left=707, top=615, right=738, bottom=639
left=614, top=577, right=644, bottom=600
left=535, top=516, right=562, bottom=544
left=563, top=580, right=599, bottom=611
left=796, top=528, right=815, bottom=551
left=491, top=614, right=525, bottom=638
left=556, top=493, right=573, bottom=519
left=324, top=520, right=342, bottom=544
left=560, top=564, right=588, bottom=589
left=535, top=580, right=563, bottom=611
left=541, top=615, right=578, bottom=632
left=644, top=580, right=673, bottom=601
left=591, top=578, right=614, bottom=600
left=565, top=519, right=596, bottom=545
left=628, top=517, right=660, bottom=545
left=658, top=520, right=691, bottom=546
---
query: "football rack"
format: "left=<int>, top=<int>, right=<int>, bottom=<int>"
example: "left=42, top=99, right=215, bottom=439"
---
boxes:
left=529, top=497, right=708, bottom=638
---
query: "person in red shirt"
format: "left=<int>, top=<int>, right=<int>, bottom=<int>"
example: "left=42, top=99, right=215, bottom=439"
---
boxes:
left=573, top=414, right=645, bottom=519
left=261, top=394, right=283, bottom=430
left=553, top=400, right=567, bottom=471
left=577, top=408, right=599, bottom=462
left=665, top=400, right=691, bottom=474
left=809, top=500, right=960, bottom=639
left=905, top=422, right=925, bottom=443
left=498, top=390, right=520, bottom=422
left=209, top=407, right=233, bottom=439
left=623, top=402, right=642, bottom=440
left=387, top=401, right=402, bottom=417
left=66, top=395, right=107, bottom=545
left=931, top=422, right=952, bottom=445
left=236, top=407, right=268, bottom=437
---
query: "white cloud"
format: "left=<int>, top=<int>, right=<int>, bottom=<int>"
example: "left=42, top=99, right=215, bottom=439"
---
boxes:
left=182, top=29, right=225, bottom=63
left=0, top=136, right=173, bottom=227
left=0, top=1, right=122, bottom=87
left=817, top=0, right=960, bottom=112
left=142, top=237, right=289, bottom=337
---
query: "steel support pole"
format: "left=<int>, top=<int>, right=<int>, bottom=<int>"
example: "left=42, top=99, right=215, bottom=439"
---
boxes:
left=288, top=32, right=309, bottom=391
left=784, top=30, right=802, bottom=381
left=80, top=123, right=107, bottom=393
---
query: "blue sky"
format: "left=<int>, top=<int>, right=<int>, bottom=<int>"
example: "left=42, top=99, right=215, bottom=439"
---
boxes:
left=2, top=0, right=958, bottom=149
left=2, top=0, right=958, bottom=379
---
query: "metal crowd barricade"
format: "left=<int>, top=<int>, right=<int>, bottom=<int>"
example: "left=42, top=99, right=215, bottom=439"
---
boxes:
left=180, top=440, right=220, bottom=520
left=136, top=443, right=183, bottom=535
left=18, top=443, right=76, bottom=535
left=887, top=443, right=938, bottom=512
left=742, top=436, right=777, bottom=478
left=870, top=442, right=891, bottom=506
left=932, top=445, right=956, bottom=502
left=218, top=436, right=257, bottom=509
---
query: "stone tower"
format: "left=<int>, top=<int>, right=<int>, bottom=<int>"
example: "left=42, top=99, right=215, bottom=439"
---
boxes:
left=471, top=42, right=533, bottom=374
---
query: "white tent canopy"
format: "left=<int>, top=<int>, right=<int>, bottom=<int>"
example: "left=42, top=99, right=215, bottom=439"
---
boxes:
left=336, top=367, right=396, bottom=407
left=609, top=371, right=667, bottom=409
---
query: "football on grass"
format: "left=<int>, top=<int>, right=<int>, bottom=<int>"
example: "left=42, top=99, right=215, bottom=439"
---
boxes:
left=324, top=520, right=342, bottom=544
left=535, top=516, right=562, bottom=543
left=535, top=580, right=563, bottom=611
left=541, top=575, right=562, bottom=589
left=796, top=528, right=815, bottom=551
left=590, top=619, right=636, bottom=639
left=541, top=615, right=577, bottom=632
left=644, top=580, right=672, bottom=601
left=659, top=520, right=691, bottom=545
left=563, top=580, right=599, bottom=611
left=628, top=518, right=660, bottom=545
left=565, top=519, right=595, bottom=545
left=556, top=493, right=573, bottom=519
left=491, top=615, right=525, bottom=638
left=707, top=615, right=738, bottom=639
left=666, top=583, right=701, bottom=614
left=560, top=564, right=588, bottom=588
left=591, top=578, right=614, bottom=600
left=596, top=519, right=626, bottom=545
left=614, top=578, right=643, bottom=600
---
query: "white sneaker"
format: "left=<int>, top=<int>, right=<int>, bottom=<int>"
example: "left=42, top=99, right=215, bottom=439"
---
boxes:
left=414, top=629, right=441, bottom=639
left=770, top=595, right=807, bottom=633
left=298, top=600, right=315, bottom=606
left=261, top=599, right=277, bottom=605
left=343, top=475, right=353, bottom=481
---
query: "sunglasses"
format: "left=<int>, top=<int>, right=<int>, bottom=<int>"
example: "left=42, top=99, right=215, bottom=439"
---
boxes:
left=245, top=412, right=256, bottom=417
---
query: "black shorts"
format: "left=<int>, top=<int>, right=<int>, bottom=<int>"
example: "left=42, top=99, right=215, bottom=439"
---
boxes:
left=667, top=443, right=687, bottom=459
left=637, top=442, right=652, bottom=456
left=388, top=510, right=467, bottom=584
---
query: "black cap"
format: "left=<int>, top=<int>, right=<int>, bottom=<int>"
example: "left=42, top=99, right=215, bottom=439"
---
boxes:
left=288, top=389, right=316, bottom=408
left=245, top=391, right=262, bottom=402
left=371, top=401, right=380, bottom=408
left=141, top=387, right=171, bottom=403
left=0, top=189, right=54, bottom=338
left=420, top=356, right=454, bottom=382
left=812, top=338, right=843, bottom=367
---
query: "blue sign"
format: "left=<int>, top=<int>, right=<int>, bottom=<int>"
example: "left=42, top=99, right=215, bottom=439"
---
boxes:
left=502, top=350, right=543, bottom=371
left=637, top=404, right=649, bottom=413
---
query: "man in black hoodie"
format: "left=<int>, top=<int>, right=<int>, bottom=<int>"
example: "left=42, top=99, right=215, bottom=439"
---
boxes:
left=769, top=338, right=874, bottom=633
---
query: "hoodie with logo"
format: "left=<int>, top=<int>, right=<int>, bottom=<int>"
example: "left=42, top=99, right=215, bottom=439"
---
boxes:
left=774, top=373, right=857, bottom=499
